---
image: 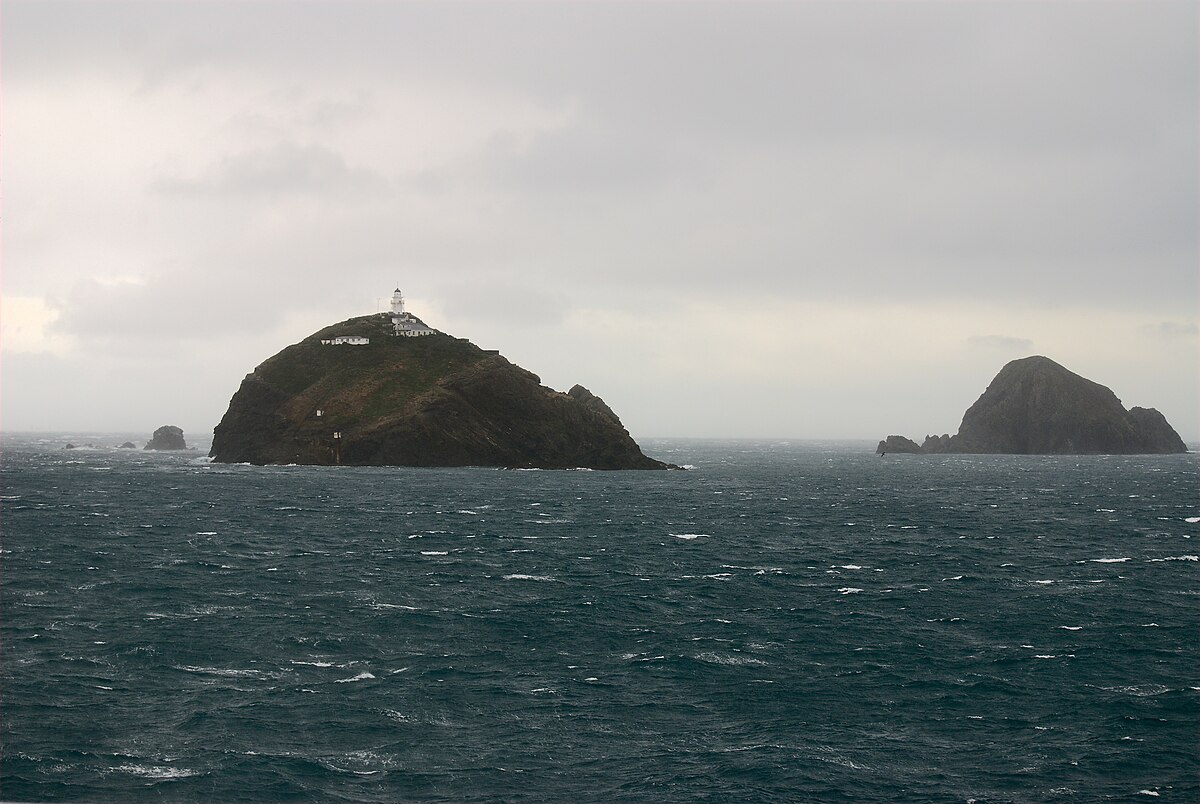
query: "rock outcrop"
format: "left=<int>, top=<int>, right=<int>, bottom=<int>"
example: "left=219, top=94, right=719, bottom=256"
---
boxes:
left=210, top=313, right=671, bottom=469
left=878, top=356, right=1187, bottom=455
left=145, top=425, right=188, bottom=451
left=875, top=435, right=923, bottom=455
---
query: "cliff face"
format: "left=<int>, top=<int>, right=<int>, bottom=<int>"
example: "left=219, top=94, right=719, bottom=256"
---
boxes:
left=210, top=314, right=669, bottom=469
left=877, top=356, right=1187, bottom=455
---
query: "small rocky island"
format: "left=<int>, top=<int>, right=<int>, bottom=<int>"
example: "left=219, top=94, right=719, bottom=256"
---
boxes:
left=210, top=298, right=671, bottom=469
left=145, top=425, right=188, bottom=451
left=878, top=355, right=1187, bottom=455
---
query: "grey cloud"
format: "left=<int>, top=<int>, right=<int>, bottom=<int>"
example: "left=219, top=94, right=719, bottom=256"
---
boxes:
left=153, top=142, right=388, bottom=198
left=5, top=0, right=1197, bottom=437
left=967, top=335, right=1035, bottom=352
left=49, top=276, right=284, bottom=343
left=475, top=123, right=703, bottom=195
left=1140, top=321, right=1200, bottom=339
left=441, top=281, right=567, bottom=327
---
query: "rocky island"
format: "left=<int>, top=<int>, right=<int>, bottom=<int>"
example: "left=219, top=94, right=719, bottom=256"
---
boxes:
left=877, top=356, right=1187, bottom=455
left=210, top=311, right=671, bottom=469
left=145, top=425, right=188, bottom=451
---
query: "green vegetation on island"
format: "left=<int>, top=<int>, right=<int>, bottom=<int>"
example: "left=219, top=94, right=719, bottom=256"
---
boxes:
left=210, top=314, right=671, bottom=469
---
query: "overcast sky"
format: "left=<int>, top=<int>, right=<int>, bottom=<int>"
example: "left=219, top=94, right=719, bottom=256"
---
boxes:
left=3, top=0, right=1197, bottom=442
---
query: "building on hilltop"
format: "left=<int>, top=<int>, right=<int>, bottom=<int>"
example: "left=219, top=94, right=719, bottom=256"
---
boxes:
left=388, top=288, right=436, bottom=337
left=320, top=335, right=370, bottom=346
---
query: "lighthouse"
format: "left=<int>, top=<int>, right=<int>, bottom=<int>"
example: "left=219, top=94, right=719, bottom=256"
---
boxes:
left=387, top=287, right=435, bottom=337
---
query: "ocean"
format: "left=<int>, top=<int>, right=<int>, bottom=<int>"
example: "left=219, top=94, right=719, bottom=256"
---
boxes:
left=2, top=435, right=1197, bottom=802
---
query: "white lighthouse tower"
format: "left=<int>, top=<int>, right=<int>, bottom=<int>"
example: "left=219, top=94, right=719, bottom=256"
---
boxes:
left=388, top=286, right=435, bottom=337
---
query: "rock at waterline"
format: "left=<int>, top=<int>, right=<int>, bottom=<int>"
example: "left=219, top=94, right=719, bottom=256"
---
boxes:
left=877, top=356, right=1187, bottom=455
left=144, top=425, right=188, bottom=451
left=210, top=313, right=672, bottom=469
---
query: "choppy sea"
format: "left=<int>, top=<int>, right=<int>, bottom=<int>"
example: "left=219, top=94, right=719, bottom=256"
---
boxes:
left=2, top=434, right=1197, bottom=803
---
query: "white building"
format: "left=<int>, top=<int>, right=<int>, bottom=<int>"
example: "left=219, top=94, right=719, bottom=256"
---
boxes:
left=320, top=335, right=370, bottom=345
left=389, top=287, right=436, bottom=337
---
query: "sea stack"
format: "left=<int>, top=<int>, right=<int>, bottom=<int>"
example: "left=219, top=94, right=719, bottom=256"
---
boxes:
left=144, top=425, right=188, bottom=451
left=877, top=356, right=1187, bottom=455
left=210, top=301, right=671, bottom=469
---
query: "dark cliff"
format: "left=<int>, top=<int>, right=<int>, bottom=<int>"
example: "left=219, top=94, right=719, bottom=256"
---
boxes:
left=877, top=356, right=1187, bottom=455
left=210, top=314, right=671, bottom=469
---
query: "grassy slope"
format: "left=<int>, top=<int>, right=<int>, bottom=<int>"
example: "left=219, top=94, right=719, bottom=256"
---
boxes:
left=252, top=314, right=489, bottom=436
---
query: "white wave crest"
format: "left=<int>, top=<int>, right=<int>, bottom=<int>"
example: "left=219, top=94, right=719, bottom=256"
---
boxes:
left=695, top=652, right=768, bottom=666
left=113, top=763, right=202, bottom=780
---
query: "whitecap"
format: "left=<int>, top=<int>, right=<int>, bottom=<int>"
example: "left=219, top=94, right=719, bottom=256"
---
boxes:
left=696, top=652, right=768, bottom=666
left=1137, top=791, right=1160, bottom=797
left=334, top=671, right=375, bottom=683
left=420, top=551, right=448, bottom=556
left=1058, top=626, right=1083, bottom=631
left=1148, top=555, right=1198, bottom=562
left=113, top=764, right=202, bottom=780
left=1185, top=517, right=1200, bottom=523
left=942, top=575, right=964, bottom=581
left=837, top=587, right=863, bottom=595
left=503, top=574, right=557, bottom=582
left=174, top=665, right=273, bottom=678
left=291, top=660, right=334, bottom=667
left=672, top=533, right=708, bottom=540
left=838, top=564, right=863, bottom=570
left=1102, top=684, right=1170, bottom=697
left=1089, top=557, right=1131, bottom=563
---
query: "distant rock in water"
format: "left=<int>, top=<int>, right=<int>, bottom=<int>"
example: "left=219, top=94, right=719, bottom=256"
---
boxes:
left=877, top=356, right=1187, bottom=455
left=875, top=435, right=923, bottom=455
left=117, top=441, right=137, bottom=449
left=145, top=425, right=188, bottom=451
left=210, top=313, right=672, bottom=469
